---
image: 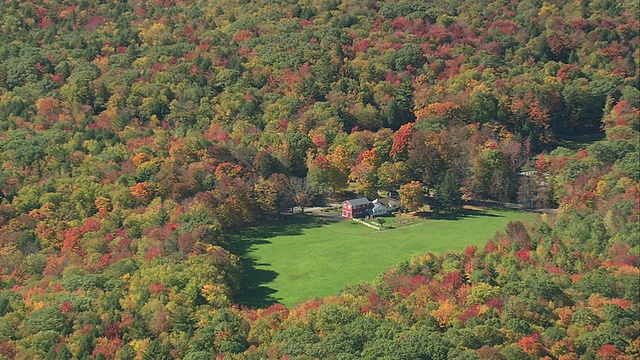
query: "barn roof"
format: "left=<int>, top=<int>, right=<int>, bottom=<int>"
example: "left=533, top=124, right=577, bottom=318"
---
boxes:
left=343, top=197, right=370, bottom=206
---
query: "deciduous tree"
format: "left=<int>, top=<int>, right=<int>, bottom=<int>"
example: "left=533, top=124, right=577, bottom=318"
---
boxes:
left=399, top=181, right=426, bottom=212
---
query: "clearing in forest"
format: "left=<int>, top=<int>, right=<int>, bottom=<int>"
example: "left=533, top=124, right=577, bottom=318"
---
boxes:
left=232, top=208, right=539, bottom=308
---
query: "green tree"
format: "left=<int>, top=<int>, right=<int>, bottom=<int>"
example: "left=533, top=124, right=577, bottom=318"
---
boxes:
left=307, top=156, right=331, bottom=194
left=273, top=324, right=318, bottom=357
left=60, top=62, right=100, bottom=106
left=56, top=344, right=72, bottom=360
left=377, top=161, right=408, bottom=193
left=142, top=340, right=171, bottom=360
left=23, top=307, right=71, bottom=336
left=432, top=172, right=463, bottom=214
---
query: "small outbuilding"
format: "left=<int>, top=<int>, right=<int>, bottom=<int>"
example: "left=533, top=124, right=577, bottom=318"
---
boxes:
left=341, top=197, right=371, bottom=219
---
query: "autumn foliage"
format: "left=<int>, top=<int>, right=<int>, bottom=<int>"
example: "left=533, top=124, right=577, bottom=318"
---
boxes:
left=0, top=0, right=637, bottom=358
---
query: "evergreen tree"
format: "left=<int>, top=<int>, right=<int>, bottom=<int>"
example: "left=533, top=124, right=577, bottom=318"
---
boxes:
left=56, top=344, right=72, bottom=360
left=142, top=340, right=172, bottom=360
left=432, top=172, right=463, bottom=214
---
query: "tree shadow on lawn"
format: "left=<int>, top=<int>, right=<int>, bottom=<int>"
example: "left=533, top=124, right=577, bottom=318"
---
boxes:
left=234, top=255, right=279, bottom=308
left=413, top=208, right=504, bottom=221
left=227, top=214, right=334, bottom=308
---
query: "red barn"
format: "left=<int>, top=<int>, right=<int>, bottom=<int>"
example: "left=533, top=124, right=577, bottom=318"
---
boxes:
left=341, top=197, right=371, bottom=219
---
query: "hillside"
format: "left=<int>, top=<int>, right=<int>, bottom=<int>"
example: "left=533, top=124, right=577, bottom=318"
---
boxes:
left=0, top=0, right=638, bottom=358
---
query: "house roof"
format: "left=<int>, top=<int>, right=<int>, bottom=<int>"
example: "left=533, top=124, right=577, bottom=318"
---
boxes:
left=343, top=197, right=370, bottom=206
left=378, top=197, right=400, bottom=207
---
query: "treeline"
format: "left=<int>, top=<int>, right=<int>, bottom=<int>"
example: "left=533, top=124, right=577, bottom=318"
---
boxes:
left=238, top=113, right=639, bottom=359
left=0, top=0, right=638, bottom=358
left=1, top=122, right=636, bottom=358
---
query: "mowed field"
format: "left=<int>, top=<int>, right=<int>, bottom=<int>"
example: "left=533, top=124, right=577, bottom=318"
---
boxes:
left=234, top=208, right=539, bottom=307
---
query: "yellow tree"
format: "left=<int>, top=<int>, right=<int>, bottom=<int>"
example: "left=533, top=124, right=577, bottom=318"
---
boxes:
left=327, top=145, right=352, bottom=193
left=399, top=181, right=426, bottom=212
left=377, top=161, right=408, bottom=193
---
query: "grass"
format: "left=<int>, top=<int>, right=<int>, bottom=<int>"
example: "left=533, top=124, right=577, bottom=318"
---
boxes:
left=231, top=208, right=539, bottom=308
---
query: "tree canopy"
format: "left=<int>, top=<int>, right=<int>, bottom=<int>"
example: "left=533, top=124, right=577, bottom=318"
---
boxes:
left=0, top=0, right=638, bottom=358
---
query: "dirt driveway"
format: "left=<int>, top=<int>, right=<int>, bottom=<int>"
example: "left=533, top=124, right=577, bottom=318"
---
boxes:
left=303, top=204, right=344, bottom=221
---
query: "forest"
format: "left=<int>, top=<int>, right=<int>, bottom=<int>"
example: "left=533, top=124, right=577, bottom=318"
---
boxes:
left=0, top=0, right=638, bottom=358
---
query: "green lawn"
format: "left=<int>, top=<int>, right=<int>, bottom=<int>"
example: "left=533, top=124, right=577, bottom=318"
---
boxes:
left=232, top=208, right=539, bottom=308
